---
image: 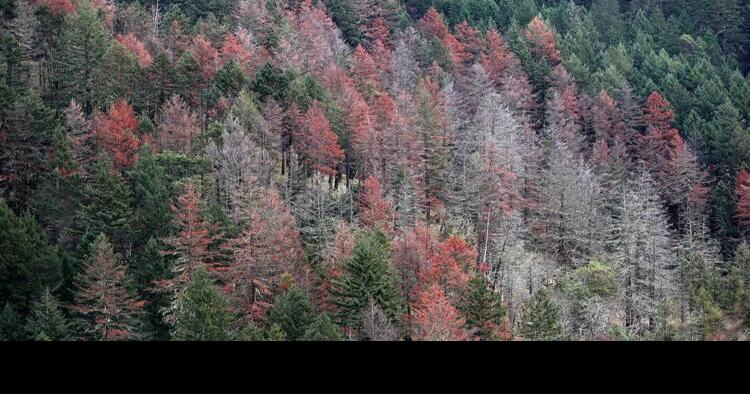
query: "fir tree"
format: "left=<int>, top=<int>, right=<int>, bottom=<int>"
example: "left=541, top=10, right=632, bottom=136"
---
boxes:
left=25, top=288, right=68, bottom=341
left=520, top=288, right=562, bottom=341
left=332, top=229, right=402, bottom=338
left=172, top=267, right=233, bottom=341
left=266, top=286, right=315, bottom=341
left=457, top=273, right=507, bottom=340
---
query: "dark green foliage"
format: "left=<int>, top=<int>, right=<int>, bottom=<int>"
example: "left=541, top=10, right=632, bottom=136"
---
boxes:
left=520, top=288, right=562, bottom=341
left=0, top=303, right=23, bottom=341
left=266, top=286, right=315, bottom=340
left=457, top=273, right=506, bottom=340
left=25, top=288, right=68, bottom=341
left=172, top=267, right=233, bottom=341
left=51, top=2, right=109, bottom=111
left=0, top=199, right=62, bottom=312
left=131, top=147, right=173, bottom=248
left=332, top=229, right=402, bottom=337
left=323, top=0, right=361, bottom=46
left=0, top=92, right=59, bottom=213
left=302, top=313, right=343, bottom=341
left=77, top=156, right=134, bottom=251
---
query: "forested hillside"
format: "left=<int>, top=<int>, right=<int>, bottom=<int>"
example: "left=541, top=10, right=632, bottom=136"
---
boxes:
left=2, top=0, right=750, bottom=341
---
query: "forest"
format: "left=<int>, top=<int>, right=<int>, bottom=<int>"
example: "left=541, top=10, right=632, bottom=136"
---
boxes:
left=1, top=0, right=750, bottom=341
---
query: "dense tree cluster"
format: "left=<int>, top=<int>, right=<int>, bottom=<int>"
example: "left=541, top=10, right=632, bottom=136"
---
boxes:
left=2, top=0, right=750, bottom=341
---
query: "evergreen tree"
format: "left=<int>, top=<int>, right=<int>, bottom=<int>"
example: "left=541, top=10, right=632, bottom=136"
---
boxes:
left=172, top=267, right=233, bottom=341
left=332, top=229, right=402, bottom=338
left=77, top=156, right=134, bottom=252
left=457, top=273, right=507, bottom=340
left=302, top=313, right=343, bottom=341
left=0, top=199, right=62, bottom=311
left=520, top=288, right=562, bottom=341
left=0, top=303, right=23, bottom=341
left=266, top=286, right=315, bottom=341
left=25, top=288, right=68, bottom=341
left=51, top=0, right=109, bottom=111
left=72, top=234, right=143, bottom=341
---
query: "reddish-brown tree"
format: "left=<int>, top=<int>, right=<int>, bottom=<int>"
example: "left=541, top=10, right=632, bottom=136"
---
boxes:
left=736, top=169, right=750, bottom=226
left=358, top=176, right=394, bottom=233
left=72, top=235, right=144, bottom=341
left=294, top=102, right=345, bottom=177
left=155, top=94, right=199, bottom=155
left=419, top=8, right=469, bottom=67
left=39, top=0, right=76, bottom=16
left=524, top=16, right=561, bottom=65
left=227, top=187, right=305, bottom=321
left=480, top=30, right=512, bottom=87
left=160, top=183, right=219, bottom=301
left=640, top=92, right=685, bottom=184
left=422, top=235, right=477, bottom=298
left=455, top=21, right=482, bottom=62
left=351, top=44, right=381, bottom=99
left=190, top=34, right=221, bottom=80
left=116, top=33, right=153, bottom=68
left=93, top=99, right=140, bottom=168
left=412, top=282, right=470, bottom=341
left=365, top=17, right=390, bottom=46
left=220, top=33, right=253, bottom=73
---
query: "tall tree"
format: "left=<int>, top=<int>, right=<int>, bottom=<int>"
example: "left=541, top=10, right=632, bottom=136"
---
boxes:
left=332, top=229, right=402, bottom=338
left=72, top=234, right=144, bottom=341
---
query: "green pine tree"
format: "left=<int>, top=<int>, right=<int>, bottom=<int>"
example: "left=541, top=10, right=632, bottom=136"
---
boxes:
left=0, top=199, right=62, bottom=311
left=266, top=286, right=315, bottom=341
left=457, top=273, right=507, bottom=340
left=172, top=267, right=233, bottom=341
left=0, top=303, right=23, bottom=341
left=25, top=288, right=69, bottom=341
left=77, top=155, right=134, bottom=251
left=302, top=313, right=343, bottom=341
left=520, top=288, right=562, bottom=341
left=332, top=229, right=402, bottom=338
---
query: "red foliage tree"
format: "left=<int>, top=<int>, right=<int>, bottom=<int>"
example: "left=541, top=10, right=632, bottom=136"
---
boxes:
left=94, top=99, right=140, bottom=168
left=72, top=235, right=144, bottom=341
left=358, top=176, right=394, bottom=233
left=736, top=169, right=750, bottom=226
left=351, top=44, right=381, bottom=99
left=480, top=30, right=513, bottom=87
left=422, top=235, right=477, bottom=298
left=190, top=34, right=221, bottom=80
left=366, top=17, right=390, bottom=46
left=160, top=183, right=219, bottom=300
left=419, top=8, right=469, bottom=68
left=391, top=224, right=436, bottom=300
left=640, top=92, right=685, bottom=183
left=227, top=187, right=305, bottom=321
left=295, top=102, right=345, bottom=177
left=39, top=0, right=76, bottom=16
left=412, top=282, right=470, bottom=341
left=220, top=33, right=253, bottom=73
left=455, top=21, right=482, bottom=62
left=116, top=33, right=153, bottom=68
left=524, top=16, right=561, bottom=65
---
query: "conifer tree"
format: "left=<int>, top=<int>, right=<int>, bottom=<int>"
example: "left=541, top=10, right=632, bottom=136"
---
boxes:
left=457, top=273, right=508, bottom=340
left=25, top=288, right=69, bottom=341
left=172, top=267, right=233, bottom=341
left=72, top=234, right=144, bottom=341
left=266, top=286, right=315, bottom=341
left=520, top=287, right=562, bottom=341
left=332, top=229, right=402, bottom=338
